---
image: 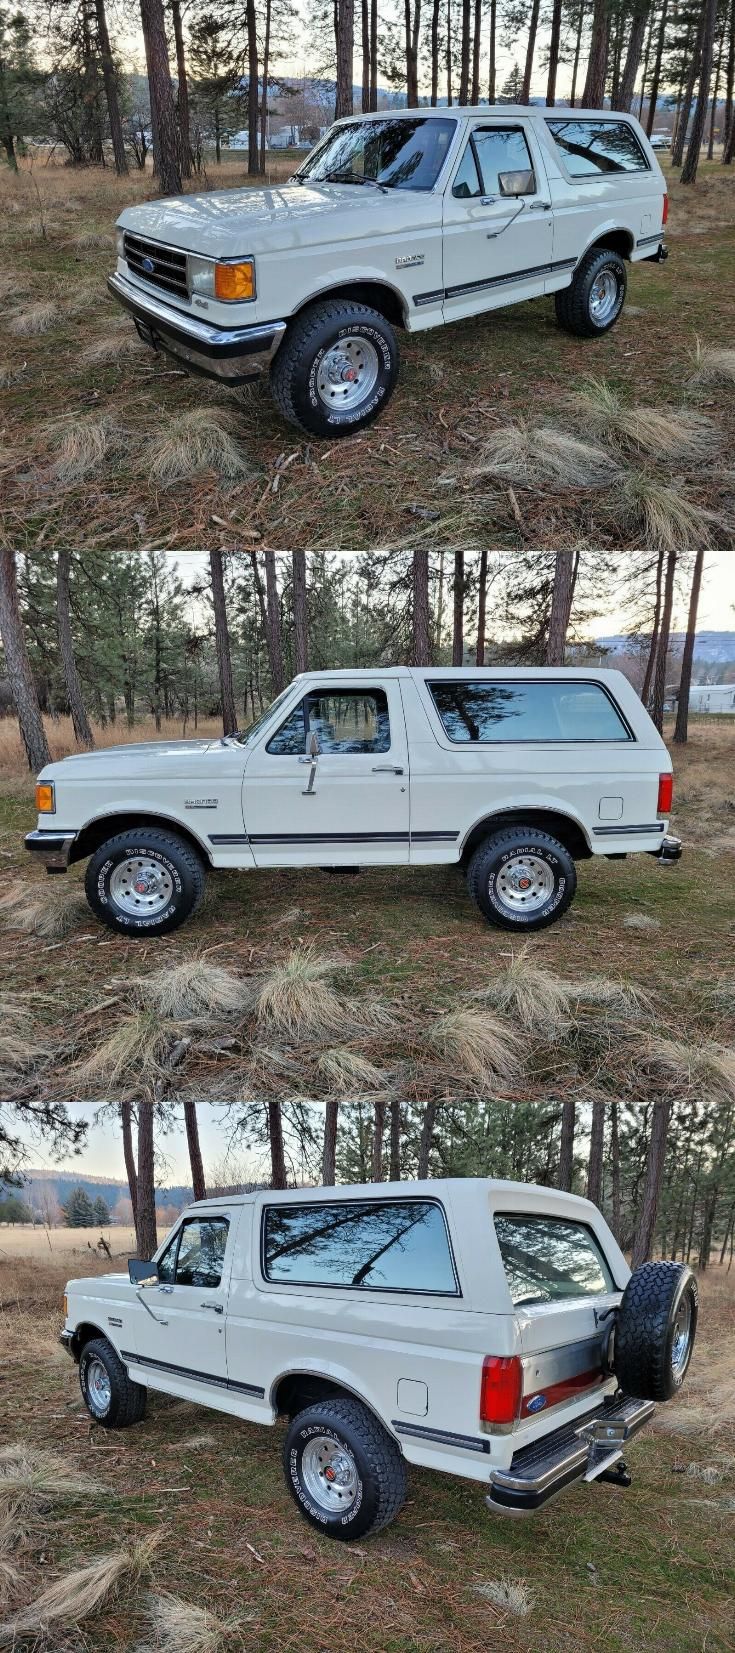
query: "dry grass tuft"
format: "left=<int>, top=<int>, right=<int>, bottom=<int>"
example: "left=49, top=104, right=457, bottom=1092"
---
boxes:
left=72, top=1010, right=174, bottom=1097
left=617, top=472, right=723, bottom=551
left=623, top=912, right=661, bottom=930
left=72, top=230, right=114, bottom=250
left=690, top=341, right=735, bottom=387
left=44, top=412, right=128, bottom=482
left=0, top=1531, right=160, bottom=1647
left=138, top=957, right=254, bottom=1020
left=146, top=408, right=255, bottom=485
left=471, top=420, right=619, bottom=489
left=134, top=1590, right=254, bottom=1653
left=317, top=1047, right=390, bottom=1094
left=629, top=1034, right=735, bottom=1107
left=428, top=1007, right=524, bottom=1093
left=255, top=948, right=350, bottom=1040
left=0, top=877, right=89, bottom=938
left=176, top=1433, right=218, bottom=1451
left=6, top=300, right=58, bottom=336
left=573, top=975, right=653, bottom=1017
left=0, top=363, right=24, bottom=389
left=568, top=377, right=719, bottom=462
left=474, top=947, right=574, bottom=1040
left=472, top=1577, right=533, bottom=1616
left=81, top=330, right=147, bottom=365
left=708, top=979, right=735, bottom=1015
left=0, top=1443, right=98, bottom=1512
left=0, top=996, right=46, bottom=1078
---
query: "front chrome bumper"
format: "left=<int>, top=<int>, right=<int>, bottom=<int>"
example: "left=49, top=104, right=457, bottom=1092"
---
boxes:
left=486, top=1395, right=655, bottom=1514
left=108, top=272, right=287, bottom=385
left=25, top=828, right=77, bottom=870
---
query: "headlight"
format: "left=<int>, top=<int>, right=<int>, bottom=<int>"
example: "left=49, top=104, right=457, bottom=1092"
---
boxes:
left=116, top=228, right=125, bottom=260
left=189, top=255, right=255, bottom=302
left=36, top=781, right=55, bottom=814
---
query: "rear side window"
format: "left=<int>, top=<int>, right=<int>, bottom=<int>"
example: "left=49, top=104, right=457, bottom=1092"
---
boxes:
left=157, top=1217, right=229, bottom=1288
left=428, top=680, right=631, bottom=742
left=546, top=118, right=649, bottom=176
left=267, top=688, right=391, bottom=755
left=262, top=1198, right=459, bottom=1294
left=495, top=1214, right=615, bottom=1305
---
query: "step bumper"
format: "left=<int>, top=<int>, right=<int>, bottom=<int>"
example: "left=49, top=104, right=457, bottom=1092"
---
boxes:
left=486, top=1395, right=655, bottom=1514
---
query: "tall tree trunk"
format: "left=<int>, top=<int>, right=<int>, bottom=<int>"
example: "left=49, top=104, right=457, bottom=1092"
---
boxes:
left=570, top=2, right=587, bottom=105
left=418, top=1102, right=437, bottom=1178
left=171, top=0, right=191, bottom=176
left=139, top=0, right=182, bottom=194
left=488, top=0, right=496, bottom=99
left=372, top=1102, right=385, bottom=1181
left=476, top=547, right=488, bottom=664
left=361, top=0, right=370, bottom=109
left=451, top=550, right=465, bottom=666
left=209, top=552, right=238, bottom=734
left=260, top=0, right=272, bottom=171
left=673, top=11, right=705, bottom=168
left=610, top=1100, right=621, bottom=1240
left=268, top=1101, right=287, bottom=1188
left=521, top=0, right=541, bottom=102
left=292, top=551, right=308, bottom=675
left=322, top=1101, right=339, bottom=1184
left=120, top=1102, right=138, bottom=1231
left=586, top=1097, right=606, bottom=1206
left=636, top=4, right=655, bottom=119
left=558, top=1100, right=576, bottom=1191
left=546, top=0, right=563, bottom=104
left=56, top=551, right=94, bottom=749
left=0, top=553, right=51, bottom=772
left=707, top=33, right=724, bottom=158
left=446, top=0, right=453, bottom=103
left=335, top=0, right=355, bottom=117
left=722, top=0, right=735, bottom=161
left=431, top=0, right=441, bottom=101
left=650, top=550, right=677, bottom=733
left=412, top=553, right=431, bottom=665
left=458, top=0, right=471, bottom=102
left=641, top=547, right=665, bottom=705
left=470, top=0, right=481, bottom=101
left=136, top=1102, right=158, bottom=1259
left=246, top=0, right=260, bottom=173
left=264, top=552, right=285, bottom=694
left=404, top=0, right=421, bottom=105
left=94, top=0, right=128, bottom=174
left=183, top=1101, right=206, bottom=1201
left=645, top=0, right=669, bottom=135
left=614, top=0, right=650, bottom=110
left=389, top=1100, right=401, bottom=1181
left=682, top=0, right=719, bottom=183
left=583, top=0, right=610, bottom=108
left=546, top=549, right=575, bottom=665
left=369, top=0, right=378, bottom=108
left=673, top=548, right=705, bottom=743
left=631, top=1100, right=671, bottom=1266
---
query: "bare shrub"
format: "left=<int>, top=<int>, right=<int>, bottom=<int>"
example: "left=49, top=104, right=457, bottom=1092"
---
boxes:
left=0, top=878, right=88, bottom=938
left=146, top=409, right=255, bottom=485
left=471, top=420, right=619, bottom=488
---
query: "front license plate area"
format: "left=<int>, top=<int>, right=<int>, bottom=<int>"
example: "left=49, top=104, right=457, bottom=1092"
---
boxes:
left=134, top=318, right=158, bottom=351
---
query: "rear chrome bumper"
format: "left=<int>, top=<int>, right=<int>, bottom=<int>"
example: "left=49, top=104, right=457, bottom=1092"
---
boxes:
left=486, top=1395, right=655, bottom=1514
left=652, top=833, right=682, bottom=863
left=25, top=828, right=77, bottom=870
left=108, top=272, right=287, bottom=385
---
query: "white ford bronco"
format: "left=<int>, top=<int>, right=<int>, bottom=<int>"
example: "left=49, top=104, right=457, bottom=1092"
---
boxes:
left=108, top=106, right=668, bottom=437
left=26, top=665, right=681, bottom=938
left=60, top=1178, right=697, bottom=1540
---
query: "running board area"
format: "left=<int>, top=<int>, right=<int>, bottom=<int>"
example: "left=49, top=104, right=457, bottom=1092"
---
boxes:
left=486, top=1395, right=655, bottom=1513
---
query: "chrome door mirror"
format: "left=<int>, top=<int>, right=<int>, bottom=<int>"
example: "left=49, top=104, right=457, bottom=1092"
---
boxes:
left=498, top=168, right=536, bottom=196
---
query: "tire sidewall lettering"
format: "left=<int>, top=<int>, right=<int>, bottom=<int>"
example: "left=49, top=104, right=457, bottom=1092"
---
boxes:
left=302, top=317, right=395, bottom=429
left=488, top=849, right=565, bottom=922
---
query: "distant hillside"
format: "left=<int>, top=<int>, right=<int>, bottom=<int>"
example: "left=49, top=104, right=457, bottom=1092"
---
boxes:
left=17, top=1168, right=192, bottom=1218
left=597, top=632, right=735, bottom=668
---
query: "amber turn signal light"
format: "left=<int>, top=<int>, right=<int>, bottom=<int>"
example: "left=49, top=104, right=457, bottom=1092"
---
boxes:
left=214, top=260, right=255, bottom=301
left=36, top=782, right=55, bottom=813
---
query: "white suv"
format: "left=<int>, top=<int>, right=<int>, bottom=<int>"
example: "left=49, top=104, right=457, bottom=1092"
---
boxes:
left=26, top=666, right=681, bottom=938
left=61, top=1178, right=698, bottom=1540
left=108, top=106, right=668, bottom=436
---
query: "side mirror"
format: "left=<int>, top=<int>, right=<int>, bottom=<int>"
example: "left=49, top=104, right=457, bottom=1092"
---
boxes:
left=498, top=169, right=536, bottom=197
left=128, top=1257, right=159, bottom=1286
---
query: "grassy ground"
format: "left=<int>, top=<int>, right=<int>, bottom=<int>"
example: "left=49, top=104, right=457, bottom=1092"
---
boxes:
left=0, top=714, right=733, bottom=1105
left=1, top=156, right=733, bottom=551
left=0, top=1248, right=733, bottom=1652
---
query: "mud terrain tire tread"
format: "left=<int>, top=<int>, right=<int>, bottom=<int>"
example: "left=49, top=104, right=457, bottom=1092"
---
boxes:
left=270, top=300, right=399, bottom=437
left=466, top=826, right=577, bottom=932
left=79, top=1335, right=147, bottom=1428
left=284, top=1397, right=407, bottom=1540
left=555, top=246, right=627, bottom=338
left=614, top=1261, right=698, bottom=1402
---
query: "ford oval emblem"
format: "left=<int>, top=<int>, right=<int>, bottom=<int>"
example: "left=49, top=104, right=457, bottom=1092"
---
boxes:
left=142, top=256, right=155, bottom=274
left=527, top=1393, right=547, bottom=1413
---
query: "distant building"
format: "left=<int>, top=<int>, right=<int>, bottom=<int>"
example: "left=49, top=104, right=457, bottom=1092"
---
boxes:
left=685, top=684, right=735, bottom=713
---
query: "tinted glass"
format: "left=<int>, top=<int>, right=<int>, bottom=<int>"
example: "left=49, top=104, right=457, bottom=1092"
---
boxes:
left=263, top=1199, right=458, bottom=1293
left=452, top=141, right=482, bottom=198
left=546, top=119, right=649, bottom=176
left=299, top=117, right=456, bottom=191
left=267, top=689, right=391, bottom=755
left=429, top=681, right=630, bottom=742
left=495, top=1214, right=615, bottom=1304
left=473, top=128, right=534, bottom=194
left=156, top=1235, right=177, bottom=1283
left=173, top=1218, right=229, bottom=1288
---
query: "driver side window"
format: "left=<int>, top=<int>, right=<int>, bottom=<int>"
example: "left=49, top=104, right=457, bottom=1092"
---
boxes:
left=155, top=1217, right=229, bottom=1288
left=266, top=689, right=391, bottom=756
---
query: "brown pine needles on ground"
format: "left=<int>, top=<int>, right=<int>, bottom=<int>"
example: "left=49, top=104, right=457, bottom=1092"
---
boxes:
left=134, top=1590, right=256, bottom=1653
left=0, top=1532, right=160, bottom=1647
left=470, top=421, right=620, bottom=489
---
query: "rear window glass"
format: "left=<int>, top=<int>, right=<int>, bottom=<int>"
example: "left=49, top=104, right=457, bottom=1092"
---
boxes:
left=495, top=1214, right=615, bottom=1305
left=546, top=118, right=649, bottom=176
left=428, top=680, right=631, bottom=742
left=263, top=1198, right=458, bottom=1294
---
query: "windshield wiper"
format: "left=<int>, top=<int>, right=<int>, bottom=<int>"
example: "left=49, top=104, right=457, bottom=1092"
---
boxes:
left=322, top=170, right=389, bottom=193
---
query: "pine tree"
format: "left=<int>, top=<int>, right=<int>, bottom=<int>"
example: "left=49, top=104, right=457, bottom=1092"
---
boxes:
left=62, top=1187, right=97, bottom=1227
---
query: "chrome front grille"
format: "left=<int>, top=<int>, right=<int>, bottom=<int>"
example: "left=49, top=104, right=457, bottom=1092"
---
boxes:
left=123, top=232, right=188, bottom=299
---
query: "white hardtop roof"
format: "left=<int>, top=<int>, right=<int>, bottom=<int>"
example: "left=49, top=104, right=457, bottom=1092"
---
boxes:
left=186, top=1176, right=597, bottom=1212
left=340, top=105, right=637, bottom=123
left=286, top=665, right=622, bottom=681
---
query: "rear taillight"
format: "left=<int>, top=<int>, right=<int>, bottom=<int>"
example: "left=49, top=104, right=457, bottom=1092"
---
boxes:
left=480, top=1355, right=522, bottom=1425
left=662, top=194, right=669, bottom=226
left=657, top=772, right=673, bottom=814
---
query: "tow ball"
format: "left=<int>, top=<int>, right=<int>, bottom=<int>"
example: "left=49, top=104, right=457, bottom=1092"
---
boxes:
left=596, top=1460, right=632, bottom=1489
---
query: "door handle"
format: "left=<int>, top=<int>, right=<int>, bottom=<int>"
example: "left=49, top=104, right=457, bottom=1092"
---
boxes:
left=372, top=765, right=404, bottom=775
left=201, top=1302, right=224, bottom=1314
left=158, top=1285, right=174, bottom=1294
left=528, top=201, right=552, bottom=211
left=297, top=755, right=315, bottom=764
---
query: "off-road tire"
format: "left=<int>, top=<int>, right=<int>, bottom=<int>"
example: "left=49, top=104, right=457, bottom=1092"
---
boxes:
left=613, top=1262, right=698, bottom=1402
left=467, top=827, right=577, bottom=931
left=85, top=827, right=206, bottom=938
left=555, top=247, right=627, bottom=337
left=284, top=1398, right=407, bottom=1541
left=270, top=300, right=399, bottom=437
left=79, top=1336, right=147, bottom=1428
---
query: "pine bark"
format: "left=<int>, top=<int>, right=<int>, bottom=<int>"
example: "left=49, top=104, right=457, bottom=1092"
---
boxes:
left=650, top=549, right=677, bottom=733
left=246, top=0, right=260, bottom=173
left=470, top=0, right=482, bottom=101
left=614, top=0, right=650, bottom=110
left=610, top=1100, right=621, bottom=1240
left=645, top=0, right=669, bottom=135
left=586, top=1097, right=606, bottom=1206
left=546, top=0, right=563, bottom=104
left=488, top=0, right=496, bottom=100
left=546, top=550, right=575, bottom=665
left=209, top=552, right=238, bottom=734
left=723, top=0, right=735, bottom=161
left=183, top=1101, right=206, bottom=1201
left=120, top=1102, right=138, bottom=1231
left=389, top=1100, right=401, bottom=1181
left=558, top=1100, right=575, bottom=1191
left=136, top=1102, right=158, bottom=1259
left=139, top=0, right=182, bottom=194
left=521, top=0, right=541, bottom=103
left=335, top=0, right=355, bottom=117
left=682, top=0, right=719, bottom=183
left=260, top=0, right=272, bottom=171
left=431, top=0, right=441, bottom=102
left=412, top=554, right=432, bottom=664
left=269, top=1101, right=287, bottom=1188
left=458, top=0, right=471, bottom=103
left=418, top=1102, right=437, bottom=1178
left=476, top=547, right=488, bottom=664
left=405, top=0, right=422, bottom=105
left=583, top=0, right=610, bottom=108
left=631, top=1100, right=671, bottom=1267
left=673, top=548, right=705, bottom=743
left=264, top=552, right=285, bottom=694
left=94, top=0, right=128, bottom=174
left=292, top=551, right=308, bottom=675
left=0, top=552, right=51, bottom=772
left=372, top=1102, right=385, bottom=1180
left=322, top=1101, right=339, bottom=1184
left=369, top=0, right=378, bottom=108
left=171, top=0, right=191, bottom=176
left=56, top=551, right=94, bottom=749
left=641, top=547, right=665, bottom=705
left=452, top=550, right=465, bottom=666
left=361, top=0, right=370, bottom=109
left=672, top=11, right=705, bottom=168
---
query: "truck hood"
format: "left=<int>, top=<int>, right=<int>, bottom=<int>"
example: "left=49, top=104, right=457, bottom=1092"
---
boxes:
left=40, top=737, right=226, bottom=781
left=118, top=182, right=441, bottom=258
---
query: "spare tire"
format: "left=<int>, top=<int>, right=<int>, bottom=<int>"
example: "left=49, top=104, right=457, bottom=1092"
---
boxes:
left=613, top=1261, right=698, bottom=1402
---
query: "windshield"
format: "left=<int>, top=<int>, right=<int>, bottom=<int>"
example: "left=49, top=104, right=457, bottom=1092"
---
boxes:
left=232, top=684, right=295, bottom=746
left=297, top=117, right=457, bottom=192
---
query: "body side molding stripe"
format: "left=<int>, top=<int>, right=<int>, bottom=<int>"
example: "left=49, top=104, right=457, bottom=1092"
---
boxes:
left=209, top=831, right=461, bottom=846
left=414, top=257, right=577, bottom=308
left=120, top=1349, right=264, bottom=1398
left=391, top=1419, right=491, bottom=1454
left=593, top=822, right=665, bottom=836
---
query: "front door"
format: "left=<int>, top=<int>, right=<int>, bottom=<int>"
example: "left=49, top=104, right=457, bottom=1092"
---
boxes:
left=442, top=122, right=556, bottom=323
left=241, top=679, right=410, bottom=865
left=128, top=1211, right=235, bottom=1397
